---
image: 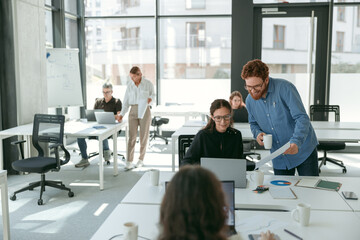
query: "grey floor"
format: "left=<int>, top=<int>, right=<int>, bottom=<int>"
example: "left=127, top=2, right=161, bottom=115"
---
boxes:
left=3, top=137, right=360, bottom=240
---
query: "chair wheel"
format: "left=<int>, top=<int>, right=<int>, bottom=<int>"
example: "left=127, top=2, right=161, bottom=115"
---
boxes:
left=38, top=199, right=43, bottom=205
left=68, top=191, right=74, bottom=198
left=319, top=169, right=321, bottom=173
left=343, top=169, right=347, bottom=173
left=10, top=194, right=16, bottom=201
left=106, top=161, right=110, bottom=165
left=165, top=140, right=168, bottom=145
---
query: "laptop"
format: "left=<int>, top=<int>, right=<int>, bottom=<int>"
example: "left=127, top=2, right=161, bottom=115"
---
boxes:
left=164, top=180, right=237, bottom=237
left=200, top=158, right=247, bottom=188
left=94, top=112, right=117, bottom=124
left=85, top=109, right=104, bottom=121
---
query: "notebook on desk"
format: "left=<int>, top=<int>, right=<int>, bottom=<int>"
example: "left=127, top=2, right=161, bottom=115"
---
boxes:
left=200, top=158, right=247, bottom=188
left=94, top=112, right=117, bottom=124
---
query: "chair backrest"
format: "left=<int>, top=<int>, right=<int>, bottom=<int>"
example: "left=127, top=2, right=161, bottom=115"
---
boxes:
left=32, top=114, right=65, bottom=157
left=178, top=135, right=195, bottom=166
left=309, top=105, right=340, bottom=122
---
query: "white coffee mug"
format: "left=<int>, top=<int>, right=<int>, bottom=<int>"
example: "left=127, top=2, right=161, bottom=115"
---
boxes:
left=291, top=203, right=311, bottom=226
left=149, top=169, right=160, bottom=186
left=263, top=134, right=273, bottom=149
left=123, top=222, right=138, bottom=240
left=250, top=170, right=264, bottom=186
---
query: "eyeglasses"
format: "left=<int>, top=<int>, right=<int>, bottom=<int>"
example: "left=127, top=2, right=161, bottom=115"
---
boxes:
left=213, top=114, right=232, bottom=122
left=244, top=81, right=264, bottom=91
left=103, top=91, right=112, bottom=95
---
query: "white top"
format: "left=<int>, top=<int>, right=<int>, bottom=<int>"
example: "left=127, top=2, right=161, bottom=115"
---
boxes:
left=120, top=77, right=155, bottom=116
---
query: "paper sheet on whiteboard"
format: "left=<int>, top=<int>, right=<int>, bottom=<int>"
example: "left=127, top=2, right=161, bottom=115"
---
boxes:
left=255, top=141, right=291, bottom=169
left=138, top=91, right=149, bottom=119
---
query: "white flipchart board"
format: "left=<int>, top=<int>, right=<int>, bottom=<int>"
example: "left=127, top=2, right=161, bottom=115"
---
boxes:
left=46, top=48, right=84, bottom=107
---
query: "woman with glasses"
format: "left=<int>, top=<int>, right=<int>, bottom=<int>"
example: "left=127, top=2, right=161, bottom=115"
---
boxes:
left=180, top=99, right=247, bottom=167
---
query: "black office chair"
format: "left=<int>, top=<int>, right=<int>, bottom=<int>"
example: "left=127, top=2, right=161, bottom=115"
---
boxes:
left=10, top=114, right=74, bottom=205
left=149, top=116, right=169, bottom=144
left=178, top=134, right=256, bottom=171
left=310, top=105, right=347, bottom=173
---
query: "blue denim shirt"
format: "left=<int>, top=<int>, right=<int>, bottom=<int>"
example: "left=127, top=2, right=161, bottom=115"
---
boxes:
left=246, top=77, right=318, bottom=170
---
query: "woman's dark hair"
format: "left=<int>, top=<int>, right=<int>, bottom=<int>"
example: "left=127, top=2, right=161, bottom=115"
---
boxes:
left=229, top=91, right=244, bottom=109
left=204, top=99, right=233, bottom=132
left=159, top=165, right=228, bottom=240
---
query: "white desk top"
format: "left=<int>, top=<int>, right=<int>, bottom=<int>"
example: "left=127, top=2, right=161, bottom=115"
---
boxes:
left=91, top=203, right=360, bottom=240
left=122, top=172, right=353, bottom=211
left=311, top=121, right=360, bottom=130
left=326, top=177, right=360, bottom=212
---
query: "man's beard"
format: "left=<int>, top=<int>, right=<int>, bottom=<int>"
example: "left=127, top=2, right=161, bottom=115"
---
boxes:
left=249, top=85, right=267, bottom=100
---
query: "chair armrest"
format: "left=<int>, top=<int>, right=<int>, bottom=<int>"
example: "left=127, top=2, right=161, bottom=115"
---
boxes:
left=49, top=143, right=62, bottom=149
left=11, top=140, right=26, bottom=145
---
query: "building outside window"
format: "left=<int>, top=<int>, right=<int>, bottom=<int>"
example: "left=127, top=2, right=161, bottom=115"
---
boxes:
left=337, top=5, right=345, bottom=22
left=186, top=0, right=206, bottom=9
left=273, top=25, right=285, bottom=49
left=336, top=31, right=344, bottom=52
left=186, top=22, right=206, bottom=48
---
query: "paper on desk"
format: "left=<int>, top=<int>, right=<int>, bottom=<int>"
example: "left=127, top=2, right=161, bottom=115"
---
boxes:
left=236, top=214, right=287, bottom=234
left=138, top=91, right=149, bottom=119
left=255, top=141, right=291, bottom=169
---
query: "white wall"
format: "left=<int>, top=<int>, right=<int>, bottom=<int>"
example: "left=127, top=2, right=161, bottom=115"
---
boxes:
left=12, top=0, right=47, bottom=125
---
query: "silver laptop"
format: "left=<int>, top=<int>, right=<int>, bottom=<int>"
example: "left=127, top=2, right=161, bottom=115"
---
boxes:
left=94, top=112, right=117, bottom=124
left=201, top=158, right=247, bottom=188
left=85, top=109, right=104, bottom=122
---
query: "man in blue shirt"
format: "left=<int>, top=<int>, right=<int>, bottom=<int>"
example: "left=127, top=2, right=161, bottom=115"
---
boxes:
left=241, top=59, right=319, bottom=176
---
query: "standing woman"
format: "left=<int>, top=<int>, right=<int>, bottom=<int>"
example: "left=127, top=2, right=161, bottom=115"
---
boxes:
left=118, top=66, right=155, bottom=169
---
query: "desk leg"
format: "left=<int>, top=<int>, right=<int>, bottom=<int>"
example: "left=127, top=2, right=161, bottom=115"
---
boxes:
left=99, top=140, right=104, bottom=190
left=1, top=173, right=10, bottom=240
left=0, top=137, right=3, bottom=170
left=171, top=136, right=176, bottom=172
left=113, top=132, right=118, bottom=176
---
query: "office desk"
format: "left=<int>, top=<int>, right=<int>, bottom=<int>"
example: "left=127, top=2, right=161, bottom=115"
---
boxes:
left=311, top=121, right=360, bottom=130
left=0, top=170, right=10, bottom=240
left=91, top=203, right=360, bottom=240
left=0, top=120, right=128, bottom=190
left=327, top=177, right=360, bottom=212
left=122, top=172, right=352, bottom=211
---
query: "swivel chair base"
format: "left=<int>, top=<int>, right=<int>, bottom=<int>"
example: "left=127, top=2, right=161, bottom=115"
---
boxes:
left=318, top=151, right=347, bottom=173
left=10, top=173, right=74, bottom=205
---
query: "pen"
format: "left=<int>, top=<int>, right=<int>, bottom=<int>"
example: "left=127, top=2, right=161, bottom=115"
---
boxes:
left=284, top=229, right=303, bottom=240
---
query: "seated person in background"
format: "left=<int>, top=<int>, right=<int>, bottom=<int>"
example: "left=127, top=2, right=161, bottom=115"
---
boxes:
left=229, top=91, right=248, bottom=123
left=158, top=165, right=275, bottom=240
left=75, top=82, right=122, bottom=168
left=181, top=99, right=255, bottom=170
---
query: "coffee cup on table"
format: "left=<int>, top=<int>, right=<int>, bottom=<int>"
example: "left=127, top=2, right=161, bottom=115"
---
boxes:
left=149, top=169, right=160, bottom=186
left=123, top=222, right=138, bottom=240
left=291, top=203, right=311, bottom=226
left=263, top=134, right=273, bottom=149
left=250, top=170, right=264, bottom=186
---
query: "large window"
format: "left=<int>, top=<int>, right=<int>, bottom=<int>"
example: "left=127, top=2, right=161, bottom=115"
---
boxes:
left=85, top=0, right=231, bottom=109
left=330, top=5, right=360, bottom=121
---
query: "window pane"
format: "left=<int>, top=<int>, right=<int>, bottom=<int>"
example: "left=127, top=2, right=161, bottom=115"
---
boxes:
left=45, top=10, right=53, bottom=47
left=159, top=0, right=231, bottom=15
left=65, top=17, right=78, bottom=48
left=253, top=0, right=328, bottom=3
left=159, top=17, right=231, bottom=105
left=45, top=0, right=52, bottom=5
left=330, top=5, right=360, bottom=121
left=65, top=0, right=78, bottom=14
left=85, top=19, right=156, bottom=109
left=85, top=0, right=155, bottom=16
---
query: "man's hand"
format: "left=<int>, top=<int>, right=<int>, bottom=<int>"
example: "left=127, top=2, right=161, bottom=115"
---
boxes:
left=256, top=132, right=266, bottom=146
left=147, top=98, right=152, bottom=104
left=283, top=143, right=298, bottom=155
left=117, top=115, right=123, bottom=122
